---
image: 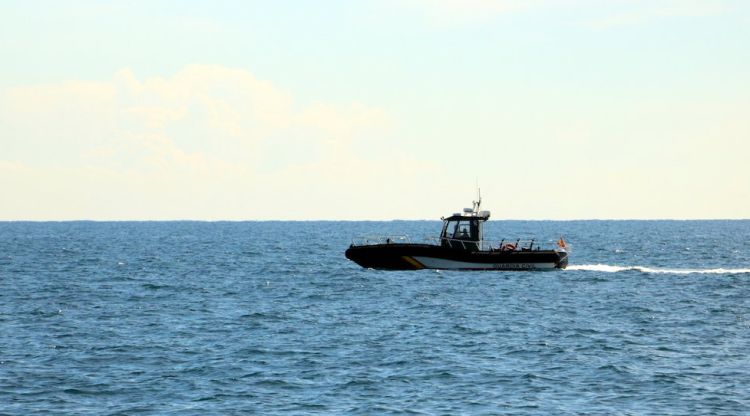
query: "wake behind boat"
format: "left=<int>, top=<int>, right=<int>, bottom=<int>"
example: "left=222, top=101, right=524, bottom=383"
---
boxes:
left=345, top=196, right=568, bottom=271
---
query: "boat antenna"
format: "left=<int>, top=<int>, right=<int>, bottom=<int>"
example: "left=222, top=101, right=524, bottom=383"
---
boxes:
left=473, top=186, right=481, bottom=212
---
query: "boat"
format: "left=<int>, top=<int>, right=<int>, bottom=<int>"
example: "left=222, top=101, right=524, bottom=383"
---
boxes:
left=345, top=195, right=568, bottom=270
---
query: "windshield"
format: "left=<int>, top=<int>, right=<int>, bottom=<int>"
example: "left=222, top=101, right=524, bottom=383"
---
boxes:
left=442, top=219, right=479, bottom=240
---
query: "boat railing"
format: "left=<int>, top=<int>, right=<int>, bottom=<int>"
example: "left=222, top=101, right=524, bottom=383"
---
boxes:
left=485, top=238, right=548, bottom=251
left=424, top=236, right=487, bottom=251
left=352, top=235, right=555, bottom=251
left=351, top=235, right=411, bottom=246
left=426, top=237, right=550, bottom=251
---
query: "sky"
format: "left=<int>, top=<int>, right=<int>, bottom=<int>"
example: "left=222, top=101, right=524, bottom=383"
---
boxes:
left=1, top=0, right=748, bottom=220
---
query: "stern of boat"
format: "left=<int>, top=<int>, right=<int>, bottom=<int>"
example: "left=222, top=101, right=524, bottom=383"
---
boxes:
left=555, top=250, right=569, bottom=269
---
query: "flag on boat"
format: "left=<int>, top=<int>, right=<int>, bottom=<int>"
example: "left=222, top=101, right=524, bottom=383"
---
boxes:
left=557, top=236, right=567, bottom=250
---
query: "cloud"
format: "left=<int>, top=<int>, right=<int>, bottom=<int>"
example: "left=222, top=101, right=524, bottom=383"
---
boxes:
left=0, top=65, right=439, bottom=219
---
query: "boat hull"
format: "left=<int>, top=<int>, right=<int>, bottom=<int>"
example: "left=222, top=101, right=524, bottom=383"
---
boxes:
left=345, top=243, right=568, bottom=271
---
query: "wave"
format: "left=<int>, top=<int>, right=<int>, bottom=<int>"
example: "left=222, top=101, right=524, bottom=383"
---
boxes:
left=567, top=264, right=750, bottom=275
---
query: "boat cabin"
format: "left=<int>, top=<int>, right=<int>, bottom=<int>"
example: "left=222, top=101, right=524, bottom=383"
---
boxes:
left=440, top=207, right=490, bottom=251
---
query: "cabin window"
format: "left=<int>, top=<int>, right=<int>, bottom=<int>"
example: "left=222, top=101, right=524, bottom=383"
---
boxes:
left=443, top=220, right=477, bottom=240
left=456, top=222, right=470, bottom=238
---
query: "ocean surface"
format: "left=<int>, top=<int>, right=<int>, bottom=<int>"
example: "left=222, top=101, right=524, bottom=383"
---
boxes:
left=1, top=220, right=749, bottom=415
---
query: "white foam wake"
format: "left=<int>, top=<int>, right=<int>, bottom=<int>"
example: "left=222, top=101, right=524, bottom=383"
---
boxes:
left=567, top=264, right=750, bottom=275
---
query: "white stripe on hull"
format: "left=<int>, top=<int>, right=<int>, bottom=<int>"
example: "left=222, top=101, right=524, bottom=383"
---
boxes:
left=412, top=256, right=557, bottom=270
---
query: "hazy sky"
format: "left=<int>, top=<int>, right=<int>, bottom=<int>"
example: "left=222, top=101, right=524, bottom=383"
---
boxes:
left=1, top=0, right=748, bottom=220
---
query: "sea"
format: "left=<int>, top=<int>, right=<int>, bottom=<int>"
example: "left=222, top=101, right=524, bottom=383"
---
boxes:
left=1, top=220, right=749, bottom=415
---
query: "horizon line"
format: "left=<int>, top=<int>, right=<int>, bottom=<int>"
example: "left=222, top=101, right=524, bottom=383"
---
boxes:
left=1, top=218, right=748, bottom=223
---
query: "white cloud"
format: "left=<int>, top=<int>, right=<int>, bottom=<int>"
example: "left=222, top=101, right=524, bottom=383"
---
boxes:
left=0, top=65, right=444, bottom=220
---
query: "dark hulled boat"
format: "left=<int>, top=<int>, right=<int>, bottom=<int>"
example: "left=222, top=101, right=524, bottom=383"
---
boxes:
left=345, top=198, right=568, bottom=271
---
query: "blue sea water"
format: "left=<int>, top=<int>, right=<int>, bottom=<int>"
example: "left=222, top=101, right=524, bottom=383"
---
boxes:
left=1, top=220, right=749, bottom=415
